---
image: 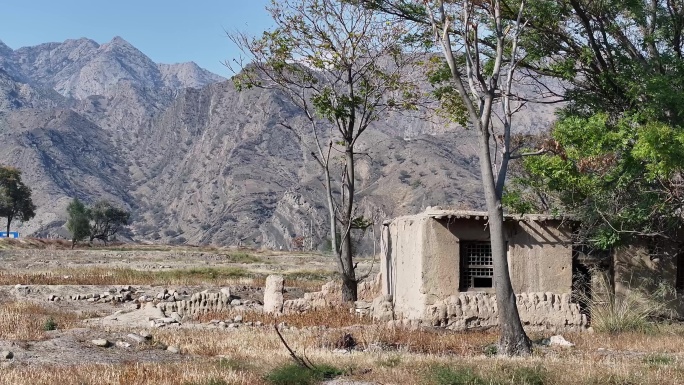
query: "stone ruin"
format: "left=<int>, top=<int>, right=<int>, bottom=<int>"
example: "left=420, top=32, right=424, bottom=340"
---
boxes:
left=44, top=270, right=585, bottom=332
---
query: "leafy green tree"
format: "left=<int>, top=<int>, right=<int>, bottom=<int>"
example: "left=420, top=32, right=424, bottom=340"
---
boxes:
left=0, top=166, right=36, bottom=236
left=505, top=1, right=684, bottom=252
left=88, top=200, right=130, bottom=245
left=66, top=198, right=90, bottom=249
left=229, top=0, right=419, bottom=301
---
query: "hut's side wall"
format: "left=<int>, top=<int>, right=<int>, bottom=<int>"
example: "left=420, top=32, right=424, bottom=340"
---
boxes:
left=382, top=216, right=428, bottom=320
left=508, top=220, right=573, bottom=293
left=613, top=243, right=684, bottom=317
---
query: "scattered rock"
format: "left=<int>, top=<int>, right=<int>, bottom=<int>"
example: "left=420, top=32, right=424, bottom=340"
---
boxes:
left=91, top=339, right=111, bottom=347
left=167, top=346, right=180, bottom=354
left=115, top=341, right=131, bottom=348
left=542, top=335, right=575, bottom=347
left=139, top=331, right=153, bottom=340
left=127, top=333, right=146, bottom=344
left=1, top=351, right=13, bottom=359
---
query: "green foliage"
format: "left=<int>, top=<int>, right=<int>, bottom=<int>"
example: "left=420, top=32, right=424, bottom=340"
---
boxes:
left=499, top=0, right=684, bottom=251
left=511, top=113, right=684, bottom=250
left=215, top=357, right=243, bottom=371
left=350, top=216, right=373, bottom=230
left=0, top=166, right=36, bottom=234
left=431, top=366, right=488, bottom=385
left=88, top=200, right=130, bottom=244
left=483, top=343, right=498, bottom=356
left=43, top=317, right=57, bottom=331
left=230, top=0, right=422, bottom=294
left=643, top=354, right=674, bottom=367
left=264, top=363, right=342, bottom=385
left=425, top=56, right=469, bottom=126
left=66, top=198, right=90, bottom=248
left=501, top=365, right=547, bottom=385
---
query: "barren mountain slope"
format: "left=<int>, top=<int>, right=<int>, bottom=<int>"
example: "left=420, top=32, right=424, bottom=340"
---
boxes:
left=127, top=80, right=484, bottom=248
left=0, top=37, right=555, bottom=249
left=0, top=108, right=131, bottom=236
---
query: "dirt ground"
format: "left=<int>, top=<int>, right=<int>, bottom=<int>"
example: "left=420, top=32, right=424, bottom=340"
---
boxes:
left=0, top=244, right=355, bottom=368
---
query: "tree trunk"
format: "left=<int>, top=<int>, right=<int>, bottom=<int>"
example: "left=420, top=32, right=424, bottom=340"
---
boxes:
left=477, top=127, right=531, bottom=356
left=340, top=145, right=357, bottom=302
left=341, top=272, right=358, bottom=303
left=6, top=217, right=11, bottom=236
left=324, top=167, right=339, bottom=257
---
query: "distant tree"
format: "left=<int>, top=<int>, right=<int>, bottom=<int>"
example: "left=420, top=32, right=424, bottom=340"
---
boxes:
left=66, top=198, right=90, bottom=249
left=0, top=166, right=36, bottom=235
left=292, top=235, right=305, bottom=251
left=88, top=200, right=130, bottom=245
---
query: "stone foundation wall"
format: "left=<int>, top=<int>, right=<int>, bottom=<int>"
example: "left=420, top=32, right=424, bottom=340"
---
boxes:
left=156, top=292, right=262, bottom=317
left=283, top=275, right=381, bottom=313
left=376, top=292, right=587, bottom=331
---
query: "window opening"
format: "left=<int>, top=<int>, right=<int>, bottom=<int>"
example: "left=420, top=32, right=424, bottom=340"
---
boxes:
left=461, top=241, right=494, bottom=289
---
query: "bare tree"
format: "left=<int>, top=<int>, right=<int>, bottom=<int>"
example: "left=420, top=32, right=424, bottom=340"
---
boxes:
left=228, top=0, right=419, bottom=301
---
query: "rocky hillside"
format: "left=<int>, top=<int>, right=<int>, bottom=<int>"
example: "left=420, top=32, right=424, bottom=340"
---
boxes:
left=0, top=37, right=555, bottom=250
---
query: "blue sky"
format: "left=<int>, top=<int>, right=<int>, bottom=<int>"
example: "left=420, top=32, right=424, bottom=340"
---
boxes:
left=0, top=0, right=273, bottom=77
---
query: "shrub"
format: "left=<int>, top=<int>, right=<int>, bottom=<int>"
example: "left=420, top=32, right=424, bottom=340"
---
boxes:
left=43, top=317, right=57, bottom=331
left=265, top=363, right=342, bottom=385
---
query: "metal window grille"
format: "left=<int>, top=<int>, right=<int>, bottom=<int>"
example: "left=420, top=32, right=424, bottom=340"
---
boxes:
left=461, top=241, right=494, bottom=289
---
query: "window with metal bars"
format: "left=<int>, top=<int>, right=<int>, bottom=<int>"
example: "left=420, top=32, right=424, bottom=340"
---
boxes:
left=460, top=241, right=494, bottom=289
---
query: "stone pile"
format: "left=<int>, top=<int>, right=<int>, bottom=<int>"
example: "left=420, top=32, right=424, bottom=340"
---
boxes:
left=65, top=286, right=191, bottom=305
left=204, top=314, right=264, bottom=329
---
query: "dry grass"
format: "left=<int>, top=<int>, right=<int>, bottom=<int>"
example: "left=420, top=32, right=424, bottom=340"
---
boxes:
left=0, top=267, right=332, bottom=290
left=195, top=307, right=371, bottom=328
left=0, top=301, right=82, bottom=340
left=146, top=325, right=684, bottom=385
left=2, top=302, right=684, bottom=384
left=0, top=361, right=265, bottom=385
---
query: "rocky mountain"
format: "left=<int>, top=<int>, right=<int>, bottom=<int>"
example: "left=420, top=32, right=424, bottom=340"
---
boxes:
left=0, top=36, right=555, bottom=250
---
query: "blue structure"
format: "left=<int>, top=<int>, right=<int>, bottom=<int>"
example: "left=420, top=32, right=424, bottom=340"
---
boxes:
left=0, top=232, right=19, bottom=239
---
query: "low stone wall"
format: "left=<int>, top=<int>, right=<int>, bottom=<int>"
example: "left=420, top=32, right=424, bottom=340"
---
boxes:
left=156, top=292, right=262, bottom=317
left=427, top=292, right=587, bottom=330
left=382, top=292, right=587, bottom=331
left=282, top=274, right=381, bottom=314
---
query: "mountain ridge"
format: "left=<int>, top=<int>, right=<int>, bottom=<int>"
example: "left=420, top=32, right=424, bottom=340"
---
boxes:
left=0, top=36, right=553, bottom=250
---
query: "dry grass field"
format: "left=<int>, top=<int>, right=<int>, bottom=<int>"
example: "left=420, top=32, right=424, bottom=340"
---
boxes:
left=0, top=238, right=683, bottom=385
